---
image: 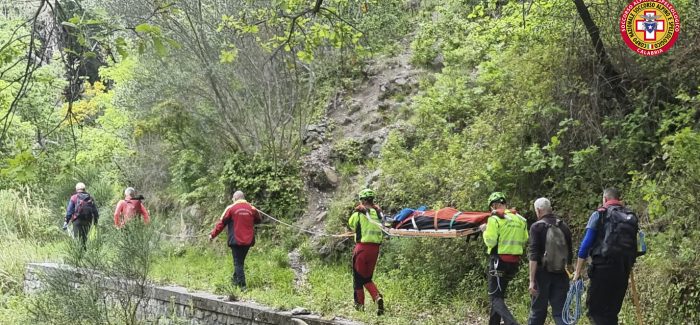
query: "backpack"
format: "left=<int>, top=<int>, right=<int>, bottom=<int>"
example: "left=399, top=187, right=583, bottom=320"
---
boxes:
left=74, top=193, right=97, bottom=221
left=596, top=206, right=639, bottom=259
left=538, top=219, right=568, bottom=273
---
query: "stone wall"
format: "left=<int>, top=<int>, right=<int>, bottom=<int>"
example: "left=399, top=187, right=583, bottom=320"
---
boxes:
left=24, top=263, right=361, bottom=325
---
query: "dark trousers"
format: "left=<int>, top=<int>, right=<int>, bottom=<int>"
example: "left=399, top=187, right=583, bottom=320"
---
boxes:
left=586, top=258, right=633, bottom=325
left=488, top=257, right=520, bottom=325
left=528, top=270, right=568, bottom=325
left=72, top=220, right=92, bottom=248
left=231, top=245, right=251, bottom=288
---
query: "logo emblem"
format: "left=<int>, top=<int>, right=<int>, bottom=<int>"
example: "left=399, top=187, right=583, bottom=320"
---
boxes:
left=619, top=0, right=681, bottom=56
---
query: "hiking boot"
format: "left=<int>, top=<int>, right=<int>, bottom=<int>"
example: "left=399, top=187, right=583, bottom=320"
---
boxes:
left=354, top=303, right=364, bottom=311
left=376, top=296, right=384, bottom=316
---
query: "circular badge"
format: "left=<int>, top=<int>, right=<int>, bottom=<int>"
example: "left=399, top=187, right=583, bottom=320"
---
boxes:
left=619, top=0, right=681, bottom=56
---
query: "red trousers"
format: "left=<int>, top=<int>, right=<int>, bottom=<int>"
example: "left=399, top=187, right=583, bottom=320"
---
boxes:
left=352, top=243, right=381, bottom=305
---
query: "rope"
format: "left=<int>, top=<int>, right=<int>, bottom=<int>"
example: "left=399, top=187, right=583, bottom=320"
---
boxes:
left=257, top=210, right=353, bottom=238
left=155, top=230, right=210, bottom=239
left=563, top=279, right=584, bottom=325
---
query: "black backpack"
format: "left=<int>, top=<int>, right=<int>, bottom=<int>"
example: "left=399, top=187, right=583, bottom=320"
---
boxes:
left=596, top=206, right=639, bottom=259
left=75, top=193, right=97, bottom=221
left=537, top=219, right=568, bottom=273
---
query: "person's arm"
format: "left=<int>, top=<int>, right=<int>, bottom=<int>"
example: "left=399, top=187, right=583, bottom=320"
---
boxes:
left=114, top=201, right=123, bottom=228
left=252, top=206, right=262, bottom=224
left=93, top=200, right=99, bottom=224
left=348, top=212, right=359, bottom=231
left=65, top=198, right=75, bottom=224
left=139, top=202, right=150, bottom=225
left=529, top=260, right=538, bottom=296
left=482, top=216, right=499, bottom=253
left=573, top=227, right=598, bottom=280
left=210, top=207, right=231, bottom=239
left=528, top=222, right=541, bottom=295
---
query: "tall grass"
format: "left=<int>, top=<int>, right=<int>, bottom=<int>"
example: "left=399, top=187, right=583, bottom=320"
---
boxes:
left=0, top=188, right=60, bottom=241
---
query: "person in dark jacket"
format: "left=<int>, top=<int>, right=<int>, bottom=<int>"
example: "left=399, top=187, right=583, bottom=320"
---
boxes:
left=209, top=191, right=261, bottom=289
left=64, top=182, right=99, bottom=247
left=527, top=197, right=573, bottom=325
left=573, top=188, right=636, bottom=325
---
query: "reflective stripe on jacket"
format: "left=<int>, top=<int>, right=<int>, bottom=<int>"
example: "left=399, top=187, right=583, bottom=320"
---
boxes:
left=483, top=209, right=528, bottom=255
left=348, top=205, right=383, bottom=244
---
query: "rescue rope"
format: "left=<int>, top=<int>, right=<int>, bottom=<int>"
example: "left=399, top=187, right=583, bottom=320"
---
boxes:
left=155, top=230, right=210, bottom=239
left=563, top=279, right=584, bottom=325
left=257, top=210, right=353, bottom=238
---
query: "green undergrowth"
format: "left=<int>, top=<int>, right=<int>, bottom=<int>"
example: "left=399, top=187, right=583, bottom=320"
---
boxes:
left=150, top=235, right=545, bottom=325
left=0, top=238, right=65, bottom=324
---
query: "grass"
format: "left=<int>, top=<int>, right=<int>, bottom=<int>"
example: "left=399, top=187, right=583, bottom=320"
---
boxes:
left=149, top=237, right=499, bottom=325
left=0, top=238, right=66, bottom=324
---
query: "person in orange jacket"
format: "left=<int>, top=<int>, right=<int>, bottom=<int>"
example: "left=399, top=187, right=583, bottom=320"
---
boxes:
left=113, top=187, right=150, bottom=228
left=209, top=191, right=262, bottom=289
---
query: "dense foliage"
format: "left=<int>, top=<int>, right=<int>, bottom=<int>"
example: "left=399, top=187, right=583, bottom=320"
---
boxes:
left=0, top=0, right=699, bottom=324
left=377, top=0, right=700, bottom=322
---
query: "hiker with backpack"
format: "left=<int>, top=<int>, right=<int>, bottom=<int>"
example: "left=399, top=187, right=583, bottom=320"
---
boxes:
left=113, top=187, right=150, bottom=228
left=481, top=192, right=528, bottom=325
left=348, top=189, right=385, bottom=316
left=527, top=197, right=573, bottom=325
left=63, top=182, right=99, bottom=247
left=573, top=188, right=639, bottom=325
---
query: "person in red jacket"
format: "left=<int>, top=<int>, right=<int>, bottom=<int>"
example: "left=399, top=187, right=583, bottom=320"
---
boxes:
left=113, top=187, right=151, bottom=228
left=209, top=191, right=262, bottom=289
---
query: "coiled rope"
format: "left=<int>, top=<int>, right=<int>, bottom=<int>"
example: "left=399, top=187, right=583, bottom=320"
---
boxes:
left=563, top=279, right=584, bottom=325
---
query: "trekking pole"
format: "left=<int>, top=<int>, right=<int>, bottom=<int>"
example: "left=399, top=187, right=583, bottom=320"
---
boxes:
left=629, top=270, right=644, bottom=325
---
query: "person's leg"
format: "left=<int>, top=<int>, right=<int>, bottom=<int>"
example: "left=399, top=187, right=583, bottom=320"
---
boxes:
left=231, top=245, right=250, bottom=288
left=605, top=259, right=632, bottom=325
left=352, top=245, right=366, bottom=307
left=587, top=263, right=621, bottom=325
left=360, top=245, right=381, bottom=302
left=487, top=258, right=503, bottom=325
left=548, top=273, right=569, bottom=325
left=73, top=221, right=89, bottom=249
left=528, top=270, right=552, bottom=325
left=358, top=244, right=383, bottom=315
left=488, top=259, right=520, bottom=325
left=499, top=263, right=521, bottom=325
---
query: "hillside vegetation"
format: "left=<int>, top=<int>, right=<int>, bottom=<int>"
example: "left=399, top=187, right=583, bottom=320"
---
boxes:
left=0, top=0, right=699, bottom=324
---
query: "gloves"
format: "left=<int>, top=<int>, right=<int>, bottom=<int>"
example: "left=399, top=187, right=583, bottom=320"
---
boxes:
left=62, top=222, right=68, bottom=231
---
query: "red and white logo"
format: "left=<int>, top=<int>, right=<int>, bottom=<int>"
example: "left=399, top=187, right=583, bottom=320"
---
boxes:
left=619, top=0, right=680, bottom=56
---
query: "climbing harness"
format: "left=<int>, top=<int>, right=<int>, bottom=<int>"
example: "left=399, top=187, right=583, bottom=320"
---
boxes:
left=487, top=258, right=503, bottom=295
left=563, top=279, right=584, bottom=325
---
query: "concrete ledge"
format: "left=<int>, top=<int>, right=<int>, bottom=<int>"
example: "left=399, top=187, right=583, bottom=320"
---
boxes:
left=25, top=263, right=361, bottom=325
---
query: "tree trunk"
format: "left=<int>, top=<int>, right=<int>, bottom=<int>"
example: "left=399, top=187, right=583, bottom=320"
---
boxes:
left=572, top=0, right=629, bottom=107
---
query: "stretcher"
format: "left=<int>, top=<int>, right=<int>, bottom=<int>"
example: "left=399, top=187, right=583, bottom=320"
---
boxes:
left=387, top=207, right=489, bottom=238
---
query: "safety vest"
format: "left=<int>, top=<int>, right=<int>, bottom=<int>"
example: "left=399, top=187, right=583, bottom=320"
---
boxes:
left=482, top=210, right=528, bottom=255
left=348, top=206, right=383, bottom=244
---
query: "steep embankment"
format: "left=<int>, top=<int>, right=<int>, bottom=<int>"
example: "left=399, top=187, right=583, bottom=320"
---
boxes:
left=290, top=49, right=421, bottom=286
left=301, top=50, right=421, bottom=227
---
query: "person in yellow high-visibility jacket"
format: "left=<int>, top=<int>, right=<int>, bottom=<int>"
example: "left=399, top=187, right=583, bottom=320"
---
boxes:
left=348, top=188, right=385, bottom=316
left=480, top=192, right=528, bottom=325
